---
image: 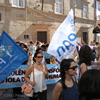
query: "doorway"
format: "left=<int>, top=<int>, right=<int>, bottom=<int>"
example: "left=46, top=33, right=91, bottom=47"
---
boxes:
left=37, top=31, right=47, bottom=43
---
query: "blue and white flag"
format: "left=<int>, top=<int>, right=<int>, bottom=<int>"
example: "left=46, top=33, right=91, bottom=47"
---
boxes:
left=0, top=31, right=29, bottom=83
left=47, top=9, right=77, bottom=62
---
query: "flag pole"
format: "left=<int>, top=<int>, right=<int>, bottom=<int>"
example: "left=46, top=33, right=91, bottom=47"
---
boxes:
left=25, top=0, right=27, bottom=42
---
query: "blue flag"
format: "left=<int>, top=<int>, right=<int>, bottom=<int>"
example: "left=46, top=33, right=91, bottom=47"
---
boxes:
left=0, top=31, right=29, bottom=83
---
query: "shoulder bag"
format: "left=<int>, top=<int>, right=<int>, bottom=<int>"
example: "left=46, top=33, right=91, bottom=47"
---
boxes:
left=21, top=65, right=35, bottom=97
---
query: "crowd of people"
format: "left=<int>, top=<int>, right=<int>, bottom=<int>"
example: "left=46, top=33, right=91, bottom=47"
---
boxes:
left=1, top=39, right=100, bottom=100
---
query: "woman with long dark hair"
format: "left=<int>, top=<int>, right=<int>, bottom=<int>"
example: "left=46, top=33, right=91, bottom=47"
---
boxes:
left=52, top=59, right=79, bottom=100
left=25, top=52, right=48, bottom=100
left=78, top=69, right=100, bottom=100
left=78, top=45, right=93, bottom=79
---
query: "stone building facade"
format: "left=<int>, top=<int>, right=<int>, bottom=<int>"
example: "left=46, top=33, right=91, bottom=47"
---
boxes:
left=0, top=0, right=96, bottom=44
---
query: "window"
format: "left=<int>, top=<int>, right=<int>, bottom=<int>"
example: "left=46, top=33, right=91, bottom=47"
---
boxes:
left=55, top=0, right=63, bottom=14
left=36, top=0, right=40, bottom=2
left=24, top=35, right=29, bottom=39
left=12, top=0, right=25, bottom=8
left=98, top=2, right=100, bottom=11
left=83, top=3, right=88, bottom=18
left=83, top=32, right=88, bottom=43
left=0, top=12, right=4, bottom=23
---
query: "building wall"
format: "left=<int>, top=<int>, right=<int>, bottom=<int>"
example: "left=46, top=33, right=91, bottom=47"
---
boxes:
left=0, top=0, right=66, bottom=43
left=0, top=0, right=96, bottom=44
left=74, top=0, right=96, bottom=44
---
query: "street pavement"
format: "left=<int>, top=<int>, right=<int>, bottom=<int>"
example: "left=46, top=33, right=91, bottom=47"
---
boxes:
left=0, top=62, right=99, bottom=100
left=0, top=84, right=56, bottom=100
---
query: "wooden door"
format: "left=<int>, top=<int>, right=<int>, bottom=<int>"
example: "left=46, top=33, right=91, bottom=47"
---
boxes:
left=37, top=31, right=47, bottom=43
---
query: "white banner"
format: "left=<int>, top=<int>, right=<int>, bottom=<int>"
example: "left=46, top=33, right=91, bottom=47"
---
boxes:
left=47, top=9, right=77, bottom=62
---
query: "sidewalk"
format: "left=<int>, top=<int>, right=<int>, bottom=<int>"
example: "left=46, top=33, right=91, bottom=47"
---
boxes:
left=0, top=84, right=55, bottom=100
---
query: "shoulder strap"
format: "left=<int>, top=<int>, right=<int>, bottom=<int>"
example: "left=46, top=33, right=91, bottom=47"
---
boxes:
left=43, top=64, right=45, bottom=71
left=32, top=64, right=35, bottom=82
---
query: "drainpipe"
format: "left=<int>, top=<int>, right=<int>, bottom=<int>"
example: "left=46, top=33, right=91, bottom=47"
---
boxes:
left=95, top=0, right=97, bottom=41
left=25, top=0, right=27, bottom=42
left=41, top=0, right=44, bottom=11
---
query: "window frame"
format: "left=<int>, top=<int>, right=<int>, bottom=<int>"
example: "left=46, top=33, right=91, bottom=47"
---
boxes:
left=83, top=3, right=88, bottom=19
left=24, top=35, right=29, bottom=39
left=98, top=2, right=100, bottom=11
left=0, top=11, right=5, bottom=23
left=0, top=13, right=1, bottom=22
left=55, top=0, right=63, bottom=14
left=12, top=0, right=25, bottom=8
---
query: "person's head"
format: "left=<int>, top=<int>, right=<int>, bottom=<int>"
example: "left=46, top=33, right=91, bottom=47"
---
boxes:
left=20, top=43, right=24, bottom=49
left=78, top=69, right=100, bottom=100
left=60, top=59, right=77, bottom=89
left=33, top=52, right=43, bottom=63
left=41, top=45, right=45, bottom=51
left=81, top=41, right=86, bottom=46
left=16, top=42, right=20, bottom=45
left=79, top=45, right=93, bottom=66
left=96, top=42, right=98, bottom=45
left=45, top=44, right=49, bottom=51
left=29, top=41, right=33, bottom=45
left=36, top=48, right=43, bottom=53
left=51, top=56, right=56, bottom=62
left=29, top=52, right=32, bottom=56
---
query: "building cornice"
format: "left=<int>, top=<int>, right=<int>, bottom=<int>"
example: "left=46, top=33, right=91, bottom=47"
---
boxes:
left=0, top=4, right=96, bottom=22
left=75, top=16, right=96, bottom=22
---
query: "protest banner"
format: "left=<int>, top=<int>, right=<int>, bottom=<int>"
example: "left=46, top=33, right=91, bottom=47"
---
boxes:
left=0, top=31, right=29, bottom=84
left=0, top=64, right=60, bottom=89
left=47, top=9, right=77, bottom=62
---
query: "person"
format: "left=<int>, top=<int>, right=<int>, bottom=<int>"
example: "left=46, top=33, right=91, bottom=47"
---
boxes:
left=78, top=45, right=93, bottom=79
left=78, top=69, right=100, bottom=100
left=29, top=41, right=36, bottom=57
left=36, top=41, right=41, bottom=49
left=45, top=44, right=51, bottom=64
left=93, top=42, right=100, bottom=63
left=51, top=56, right=59, bottom=65
left=52, top=59, right=79, bottom=100
left=25, top=52, right=48, bottom=100
left=28, top=52, right=33, bottom=65
left=35, top=48, right=46, bottom=64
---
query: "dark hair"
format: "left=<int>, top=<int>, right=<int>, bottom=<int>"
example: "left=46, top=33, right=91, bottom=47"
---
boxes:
left=78, top=45, right=93, bottom=66
left=41, top=45, right=46, bottom=51
left=96, top=42, right=98, bottom=45
left=33, top=52, right=42, bottom=62
left=45, top=44, right=49, bottom=47
left=36, top=41, right=39, bottom=45
left=60, top=59, right=75, bottom=90
left=78, top=69, right=100, bottom=100
left=30, top=41, right=33, bottom=44
left=36, top=48, right=42, bottom=53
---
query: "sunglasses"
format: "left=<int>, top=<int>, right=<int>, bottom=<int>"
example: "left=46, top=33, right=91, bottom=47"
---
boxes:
left=36, top=56, right=43, bottom=58
left=68, top=66, right=77, bottom=70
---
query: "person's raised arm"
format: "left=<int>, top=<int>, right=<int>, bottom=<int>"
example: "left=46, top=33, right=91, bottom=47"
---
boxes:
left=72, top=49, right=78, bottom=60
left=52, top=82, right=62, bottom=100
